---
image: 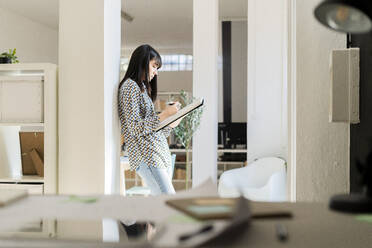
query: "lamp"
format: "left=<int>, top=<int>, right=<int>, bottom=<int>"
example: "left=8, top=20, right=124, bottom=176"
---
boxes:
left=329, top=151, right=372, bottom=213
left=314, top=0, right=372, bottom=34
left=314, top=1, right=372, bottom=213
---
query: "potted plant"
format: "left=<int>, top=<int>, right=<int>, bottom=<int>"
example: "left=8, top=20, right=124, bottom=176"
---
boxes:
left=0, top=48, right=19, bottom=64
left=173, top=90, right=204, bottom=189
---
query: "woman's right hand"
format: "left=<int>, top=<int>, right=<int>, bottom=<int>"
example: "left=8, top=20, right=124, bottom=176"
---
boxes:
left=163, top=103, right=179, bottom=117
left=158, top=102, right=180, bottom=122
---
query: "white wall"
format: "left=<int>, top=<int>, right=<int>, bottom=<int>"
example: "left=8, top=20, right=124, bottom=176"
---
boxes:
left=122, top=48, right=193, bottom=58
left=0, top=7, right=58, bottom=64
left=247, top=0, right=287, bottom=163
left=295, top=0, right=349, bottom=202
left=157, top=71, right=192, bottom=92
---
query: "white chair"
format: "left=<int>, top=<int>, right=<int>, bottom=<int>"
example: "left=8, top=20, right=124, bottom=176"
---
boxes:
left=218, top=157, right=287, bottom=202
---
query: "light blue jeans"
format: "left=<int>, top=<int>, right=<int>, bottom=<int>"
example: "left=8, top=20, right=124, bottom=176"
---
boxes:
left=136, top=162, right=175, bottom=196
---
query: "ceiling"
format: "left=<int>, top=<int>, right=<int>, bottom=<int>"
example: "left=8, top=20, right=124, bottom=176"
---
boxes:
left=0, top=0, right=59, bottom=29
left=0, top=0, right=247, bottom=54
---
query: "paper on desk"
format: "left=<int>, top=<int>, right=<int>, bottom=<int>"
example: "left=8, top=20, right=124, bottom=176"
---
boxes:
left=154, top=196, right=251, bottom=248
left=64, top=195, right=98, bottom=204
left=356, top=215, right=372, bottom=224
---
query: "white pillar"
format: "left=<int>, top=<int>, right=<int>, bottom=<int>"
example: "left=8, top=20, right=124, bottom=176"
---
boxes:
left=59, top=0, right=121, bottom=194
left=104, top=0, right=121, bottom=195
left=192, top=0, right=218, bottom=187
left=247, top=0, right=288, bottom=162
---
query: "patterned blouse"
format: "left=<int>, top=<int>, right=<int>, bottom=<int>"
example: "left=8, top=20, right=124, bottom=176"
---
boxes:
left=119, top=78, right=173, bottom=171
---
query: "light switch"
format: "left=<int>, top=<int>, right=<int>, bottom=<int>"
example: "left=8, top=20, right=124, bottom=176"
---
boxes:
left=329, top=48, right=360, bottom=124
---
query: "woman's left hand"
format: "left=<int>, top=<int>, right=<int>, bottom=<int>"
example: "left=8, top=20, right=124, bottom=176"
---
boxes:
left=169, top=115, right=185, bottom=128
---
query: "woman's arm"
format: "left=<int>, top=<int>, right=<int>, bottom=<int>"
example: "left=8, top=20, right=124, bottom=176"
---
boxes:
left=158, top=103, right=180, bottom=137
left=158, top=103, right=179, bottom=122
left=121, top=81, right=159, bottom=137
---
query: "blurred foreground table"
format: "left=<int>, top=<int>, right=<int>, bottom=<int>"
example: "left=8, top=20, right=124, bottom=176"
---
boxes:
left=0, top=181, right=371, bottom=247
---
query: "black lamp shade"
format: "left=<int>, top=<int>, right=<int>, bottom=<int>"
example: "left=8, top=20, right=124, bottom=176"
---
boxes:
left=314, top=0, right=372, bottom=34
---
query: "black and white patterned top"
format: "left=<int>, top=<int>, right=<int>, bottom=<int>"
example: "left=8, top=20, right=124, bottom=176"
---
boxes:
left=119, top=78, right=173, bottom=171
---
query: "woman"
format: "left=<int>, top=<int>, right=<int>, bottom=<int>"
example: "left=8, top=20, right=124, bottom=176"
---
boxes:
left=118, top=44, right=180, bottom=195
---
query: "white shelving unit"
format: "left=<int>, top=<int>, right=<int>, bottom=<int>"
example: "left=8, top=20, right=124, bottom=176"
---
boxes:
left=156, top=91, right=246, bottom=188
left=0, top=63, right=58, bottom=194
left=170, top=148, right=247, bottom=184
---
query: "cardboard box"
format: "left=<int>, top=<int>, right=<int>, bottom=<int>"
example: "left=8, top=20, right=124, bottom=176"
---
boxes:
left=124, top=170, right=136, bottom=179
left=176, top=155, right=186, bottom=162
left=29, top=149, right=44, bottom=177
left=19, top=132, right=44, bottom=176
left=175, top=168, right=186, bottom=180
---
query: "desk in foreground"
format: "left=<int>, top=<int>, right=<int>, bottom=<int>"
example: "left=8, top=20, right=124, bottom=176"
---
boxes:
left=0, top=193, right=371, bottom=247
left=232, top=201, right=372, bottom=248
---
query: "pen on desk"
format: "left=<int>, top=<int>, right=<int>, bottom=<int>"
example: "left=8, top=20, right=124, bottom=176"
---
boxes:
left=275, top=223, right=288, bottom=241
left=178, top=224, right=214, bottom=242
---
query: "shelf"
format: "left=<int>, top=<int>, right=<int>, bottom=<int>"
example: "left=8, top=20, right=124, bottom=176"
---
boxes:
left=0, top=64, right=57, bottom=194
left=124, top=178, right=137, bottom=181
left=0, top=123, right=44, bottom=127
left=218, top=149, right=247, bottom=153
left=0, top=63, right=55, bottom=71
left=0, top=75, right=44, bottom=81
left=175, top=161, right=245, bottom=165
left=170, top=149, right=192, bottom=152
left=0, top=175, right=44, bottom=183
left=172, top=179, right=187, bottom=182
left=124, top=178, right=188, bottom=183
left=170, top=148, right=247, bottom=153
left=217, top=161, right=245, bottom=165
left=158, top=92, right=184, bottom=95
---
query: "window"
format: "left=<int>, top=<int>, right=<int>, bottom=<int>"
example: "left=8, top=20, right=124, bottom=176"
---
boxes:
left=120, top=54, right=193, bottom=72
left=121, top=58, right=129, bottom=72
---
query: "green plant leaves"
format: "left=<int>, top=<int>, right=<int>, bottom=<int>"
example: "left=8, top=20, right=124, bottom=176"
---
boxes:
left=0, top=48, right=19, bottom=63
left=173, top=90, right=204, bottom=148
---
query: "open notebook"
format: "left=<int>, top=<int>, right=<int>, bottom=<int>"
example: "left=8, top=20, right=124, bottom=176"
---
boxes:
left=155, top=98, right=204, bottom=132
left=165, top=197, right=292, bottom=220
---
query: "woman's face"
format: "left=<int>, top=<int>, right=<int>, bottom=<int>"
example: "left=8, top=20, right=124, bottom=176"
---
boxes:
left=148, top=59, right=159, bottom=81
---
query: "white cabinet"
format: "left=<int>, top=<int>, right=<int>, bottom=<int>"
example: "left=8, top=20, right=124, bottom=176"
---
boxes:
left=0, top=77, right=44, bottom=122
left=0, top=183, right=43, bottom=195
left=0, top=64, right=57, bottom=194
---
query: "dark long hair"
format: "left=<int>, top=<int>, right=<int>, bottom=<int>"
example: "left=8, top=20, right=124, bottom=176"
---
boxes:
left=119, top=44, right=162, bottom=102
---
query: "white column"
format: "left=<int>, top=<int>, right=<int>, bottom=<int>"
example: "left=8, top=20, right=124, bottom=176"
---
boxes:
left=247, top=0, right=288, bottom=163
left=104, top=0, right=121, bottom=195
left=59, top=0, right=121, bottom=194
left=192, top=0, right=219, bottom=187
